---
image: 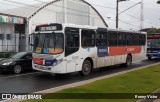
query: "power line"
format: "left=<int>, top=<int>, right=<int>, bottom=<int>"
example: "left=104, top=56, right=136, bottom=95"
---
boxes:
left=33, top=0, right=116, bottom=21
left=118, top=2, right=141, bottom=15
left=123, top=12, right=159, bottom=26
left=0, top=1, right=20, bottom=7
left=119, top=19, right=142, bottom=27
left=2, top=0, right=111, bottom=22
left=119, top=19, right=140, bottom=25
left=0, top=0, right=158, bottom=29
left=0, top=0, right=114, bottom=23
left=72, top=0, right=116, bottom=10
left=76, top=0, right=159, bottom=27
left=33, top=0, right=102, bottom=17
left=33, top=0, right=158, bottom=27
left=87, top=0, right=159, bottom=27
left=0, top=0, right=142, bottom=28
left=1, top=0, right=42, bottom=8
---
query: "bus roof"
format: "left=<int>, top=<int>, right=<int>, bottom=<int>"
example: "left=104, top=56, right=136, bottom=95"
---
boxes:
left=35, top=23, right=146, bottom=34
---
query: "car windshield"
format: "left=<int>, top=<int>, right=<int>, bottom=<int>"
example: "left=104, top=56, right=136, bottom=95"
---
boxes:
left=10, top=52, right=28, bottom=59
left=147, top=38, right=160, bottom=48
left=33, top=33, right=64, bottom=54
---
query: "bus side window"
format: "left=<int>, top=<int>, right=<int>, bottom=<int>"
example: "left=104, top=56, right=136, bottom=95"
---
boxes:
left=134, top=33, right=140, bottom=45
left=118, top=32, right=126, bottom=46
left=127, top=33, right=133, bottom=46
left=96, top=31, right=107, bottom=46
left=65, top=27, right=79, bottom=57
left=81, top=29, right=95, bottom=47
left=140, top=34, right=146, bottom=46
left=108, top=31, right=117, bottom=46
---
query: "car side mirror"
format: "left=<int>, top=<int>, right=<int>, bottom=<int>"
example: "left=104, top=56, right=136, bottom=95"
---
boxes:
left=26, top=56, right=32, bottom=60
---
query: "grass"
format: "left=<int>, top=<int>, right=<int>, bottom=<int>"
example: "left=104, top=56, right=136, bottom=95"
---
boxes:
left=25, top=64, right=160, bottom=102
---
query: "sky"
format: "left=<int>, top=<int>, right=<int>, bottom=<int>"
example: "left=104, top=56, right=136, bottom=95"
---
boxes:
left=0, top=0, right=160, bottom=30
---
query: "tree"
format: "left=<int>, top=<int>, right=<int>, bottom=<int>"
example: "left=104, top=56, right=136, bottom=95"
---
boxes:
left=141, top=28, right=160, bottom=34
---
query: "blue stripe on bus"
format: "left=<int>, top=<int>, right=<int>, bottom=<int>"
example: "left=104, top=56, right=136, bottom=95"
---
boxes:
left=45, top=59, right=57, bottom=66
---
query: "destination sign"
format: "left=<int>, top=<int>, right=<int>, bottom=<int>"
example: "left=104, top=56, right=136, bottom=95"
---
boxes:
left=40, top=26, right=57, bottom=31
left=35, top=24, right=62, bottom=31
left=148, top=34, right=160, bottom=38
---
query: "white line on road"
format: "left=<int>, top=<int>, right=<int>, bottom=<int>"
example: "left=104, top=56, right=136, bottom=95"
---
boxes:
left=0, top=71, right=42, bottom=80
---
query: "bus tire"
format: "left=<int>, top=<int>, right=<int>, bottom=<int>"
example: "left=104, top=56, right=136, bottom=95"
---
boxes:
left=80, top=60, right=92, bottom=76
left=124, top=55, right=132, bottom=67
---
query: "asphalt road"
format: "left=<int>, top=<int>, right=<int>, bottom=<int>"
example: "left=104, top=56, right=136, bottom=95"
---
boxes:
left=0, top=59, right=159, bottom=94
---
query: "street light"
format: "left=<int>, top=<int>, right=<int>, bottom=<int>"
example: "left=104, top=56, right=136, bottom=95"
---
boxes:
left=116, top=0, right=129, bottom=29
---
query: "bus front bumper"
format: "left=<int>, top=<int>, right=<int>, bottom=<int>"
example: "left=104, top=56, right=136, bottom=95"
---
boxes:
left=147, top=53, right=160, bottom=58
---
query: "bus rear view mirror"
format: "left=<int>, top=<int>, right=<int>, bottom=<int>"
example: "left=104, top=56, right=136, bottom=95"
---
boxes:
left=28, top=33, right=35, bottom=46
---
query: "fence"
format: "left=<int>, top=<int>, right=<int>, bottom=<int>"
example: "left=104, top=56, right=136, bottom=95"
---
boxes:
left=0, top=34, right=32, bottom=52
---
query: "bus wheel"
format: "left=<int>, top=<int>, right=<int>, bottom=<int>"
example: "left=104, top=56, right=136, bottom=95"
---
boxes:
left=125, top=55, right=132, bottom=67
left=80, top=60, right=92, bottom=76
left=148, top=56, right=152, bottom=60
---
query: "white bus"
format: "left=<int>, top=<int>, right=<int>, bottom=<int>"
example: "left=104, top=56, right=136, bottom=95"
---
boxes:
left=29, top=23, right=147, bottom=76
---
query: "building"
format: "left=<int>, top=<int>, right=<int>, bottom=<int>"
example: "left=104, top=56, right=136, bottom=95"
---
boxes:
left=0, top=0, right=107, bottom=52
left=0, top=13, right=25, bottom=52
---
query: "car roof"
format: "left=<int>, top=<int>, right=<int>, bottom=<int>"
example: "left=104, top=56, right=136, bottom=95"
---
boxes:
left=16, top=52, right=32, bottom=54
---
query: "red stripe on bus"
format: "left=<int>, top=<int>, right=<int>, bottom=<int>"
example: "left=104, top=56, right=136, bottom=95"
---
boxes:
left=33, top=57, right=43, bottom=65
left=108, top=46, right=141, bottom=56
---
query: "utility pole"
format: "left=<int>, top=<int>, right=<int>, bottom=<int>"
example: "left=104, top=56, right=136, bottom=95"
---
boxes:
left=116, top=0, right=119, bottom=29
left=140, top=0, right=144, bottom=30
left=116, top=0, right=142, bottom=29
left=116, top=0, right=128, bottom=29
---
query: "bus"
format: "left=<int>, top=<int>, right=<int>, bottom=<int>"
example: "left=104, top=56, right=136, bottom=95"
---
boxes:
left=29, top=23, right=147, bottom=76
left=147, top=34, right=160, bottom=60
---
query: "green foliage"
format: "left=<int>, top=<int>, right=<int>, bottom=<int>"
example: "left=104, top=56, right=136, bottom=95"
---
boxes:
left=0, top=52, right=15, bottom=58
left=148, top=28, right=160, bottom=34
left=142, top=28, right=160, bottom=34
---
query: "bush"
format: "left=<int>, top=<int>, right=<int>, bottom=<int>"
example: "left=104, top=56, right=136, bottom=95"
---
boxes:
left=0, top=52, right=16, bottom=58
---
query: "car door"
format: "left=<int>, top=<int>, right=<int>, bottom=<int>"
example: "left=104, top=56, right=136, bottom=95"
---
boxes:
left=21, top=53, right=32, bottom=70
left=24, top=53, right=32, bottom=69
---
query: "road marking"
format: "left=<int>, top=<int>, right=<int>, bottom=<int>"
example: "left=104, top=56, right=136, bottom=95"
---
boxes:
left=0, top=71, right=42, bottom=80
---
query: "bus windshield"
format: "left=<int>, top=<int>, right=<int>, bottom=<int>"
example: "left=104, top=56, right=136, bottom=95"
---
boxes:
left=33, top=33, right=64, bottom=54
left=147, top=38, right=160, bottom=48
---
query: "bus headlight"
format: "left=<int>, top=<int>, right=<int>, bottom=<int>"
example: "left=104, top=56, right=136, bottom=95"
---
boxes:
left=147, top=50, right=151, bottom=53
left=52, top=59, right=63, bottom=66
